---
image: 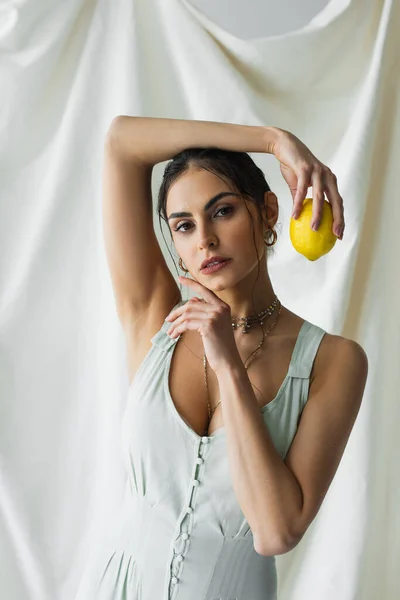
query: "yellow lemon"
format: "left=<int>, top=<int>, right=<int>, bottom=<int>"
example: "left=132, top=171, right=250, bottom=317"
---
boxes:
left=290, top=198, right=337, bottom=261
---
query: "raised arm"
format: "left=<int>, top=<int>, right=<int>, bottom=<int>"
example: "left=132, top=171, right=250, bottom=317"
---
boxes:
left=102, top=117, right=278, bottom=328
left=106, top=116, right=344, bottom=237
left=106, top=115, right=280, bottom=167
left=102, top=116, right=344, bottom=339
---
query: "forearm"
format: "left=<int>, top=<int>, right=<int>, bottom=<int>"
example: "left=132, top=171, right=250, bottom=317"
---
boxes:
left=106, top=115, right=281, bottom=167
left=216, top=360, right=304, bottom=555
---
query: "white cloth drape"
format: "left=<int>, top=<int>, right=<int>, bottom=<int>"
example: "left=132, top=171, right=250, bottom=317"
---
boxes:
left=0, top=0, right=398, bottom=598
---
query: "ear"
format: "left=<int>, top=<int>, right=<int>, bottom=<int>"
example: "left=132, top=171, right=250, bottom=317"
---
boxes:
left=262, top=191, right=279, bottom=228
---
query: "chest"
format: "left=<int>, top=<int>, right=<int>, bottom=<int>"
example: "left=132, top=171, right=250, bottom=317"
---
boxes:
left=168, top=329, right=305, bottom=437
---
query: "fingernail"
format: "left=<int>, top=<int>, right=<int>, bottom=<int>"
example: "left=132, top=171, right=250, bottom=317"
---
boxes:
left=312, top=222, right=319, bottom=231
left=336, top=226, right=344, bottom=239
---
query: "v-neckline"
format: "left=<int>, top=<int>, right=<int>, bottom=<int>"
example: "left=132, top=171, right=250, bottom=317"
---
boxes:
left=164, top=318, right=309, bottom=442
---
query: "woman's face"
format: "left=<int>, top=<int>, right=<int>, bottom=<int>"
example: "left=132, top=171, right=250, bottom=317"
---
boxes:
left=166, top=167, right=278, bottom=290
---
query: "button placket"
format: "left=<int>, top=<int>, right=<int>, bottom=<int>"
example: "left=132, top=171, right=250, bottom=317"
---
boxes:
left=167, top=436, right=211, bottom=599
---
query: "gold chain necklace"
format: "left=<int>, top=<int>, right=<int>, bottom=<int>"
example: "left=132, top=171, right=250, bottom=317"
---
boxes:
left=203, top=300, right=282, bottom=436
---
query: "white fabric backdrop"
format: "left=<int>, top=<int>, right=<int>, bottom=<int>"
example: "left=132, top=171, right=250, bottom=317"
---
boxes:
left=0, top=0, right=399, bottom=598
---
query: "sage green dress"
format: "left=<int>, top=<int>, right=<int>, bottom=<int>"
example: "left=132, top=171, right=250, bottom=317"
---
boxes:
left=76, top=298, right=326, bottom=600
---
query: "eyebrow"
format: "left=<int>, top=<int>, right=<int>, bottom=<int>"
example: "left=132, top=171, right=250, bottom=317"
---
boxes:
left=167, top=192, right=240, bottom=221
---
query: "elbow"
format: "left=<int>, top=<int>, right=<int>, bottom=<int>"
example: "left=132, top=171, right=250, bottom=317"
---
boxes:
left=108, top=114, right=140, bottom=133
left=104, top=116, right=146, bottom=165
left=254, top=531, right=302, bottom=557
left=108, top=115, right=129, bottom=131
left=105, top=115, right=133, bottom=146
left=105, top=116, right=125, bottom=146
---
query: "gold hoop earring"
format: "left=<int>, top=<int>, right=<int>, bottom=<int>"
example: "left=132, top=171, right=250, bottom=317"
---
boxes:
left=178, top=257, right=189, bottom=273
left=264, top=226, right=278, bottom=247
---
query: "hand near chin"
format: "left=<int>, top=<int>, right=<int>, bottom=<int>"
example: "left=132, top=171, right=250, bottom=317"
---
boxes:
left=165, top=276, right=240, bottom=375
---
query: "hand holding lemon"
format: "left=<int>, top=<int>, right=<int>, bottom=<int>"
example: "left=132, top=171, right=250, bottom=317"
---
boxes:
left=268, top=128, right=345, bottom=260
left=290, top=198, right=338, bottom=261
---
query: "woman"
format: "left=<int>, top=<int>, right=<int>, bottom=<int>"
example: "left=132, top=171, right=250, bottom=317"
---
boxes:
left=78, top=117, right=368, bottom=600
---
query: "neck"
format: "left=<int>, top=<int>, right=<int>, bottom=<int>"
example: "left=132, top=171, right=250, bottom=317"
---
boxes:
left=215, top=265, right=277, bottom=321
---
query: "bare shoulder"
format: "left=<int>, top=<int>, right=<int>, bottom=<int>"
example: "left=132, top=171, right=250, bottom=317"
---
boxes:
left=282, top=329, right=368, bottom=546
left=282, top=308, right=368, bottom=385
left=310, top=328, right=369, bottom=398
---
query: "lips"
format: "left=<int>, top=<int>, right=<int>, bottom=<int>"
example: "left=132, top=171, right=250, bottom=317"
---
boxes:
left=201, top=259, right=231, bottom=275
left=201, top=256, right=230, bottom=270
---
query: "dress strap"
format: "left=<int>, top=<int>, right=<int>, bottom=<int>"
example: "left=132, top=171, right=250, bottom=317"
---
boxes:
left=287, top=320, right=327, bottom=379
left=150, top=299, right=188, bottom=352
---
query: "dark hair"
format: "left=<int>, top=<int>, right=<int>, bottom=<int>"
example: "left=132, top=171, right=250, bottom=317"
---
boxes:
left=156, top=147, right=280, bottom=326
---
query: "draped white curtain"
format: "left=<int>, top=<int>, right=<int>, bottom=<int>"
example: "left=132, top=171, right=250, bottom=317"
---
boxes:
left=0, top=0, right=398, bottom=598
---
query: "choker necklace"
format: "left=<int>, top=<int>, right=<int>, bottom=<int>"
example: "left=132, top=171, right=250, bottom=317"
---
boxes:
left=231, top=296, right=280, bottom=333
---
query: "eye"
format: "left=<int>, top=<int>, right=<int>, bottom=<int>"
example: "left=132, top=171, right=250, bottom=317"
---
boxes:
left=174, top=206, right=234, bottom=233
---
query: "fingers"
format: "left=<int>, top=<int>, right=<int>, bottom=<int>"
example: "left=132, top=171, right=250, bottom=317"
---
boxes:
left=324, top=173, right=345, bottom=239
left=311, top=167, right=345, bottom=238
left=292, top=166, right=311, bottom=218
left=293, top=165, right=345, bottom=240
left=310, top=168, right=325, bottom=231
